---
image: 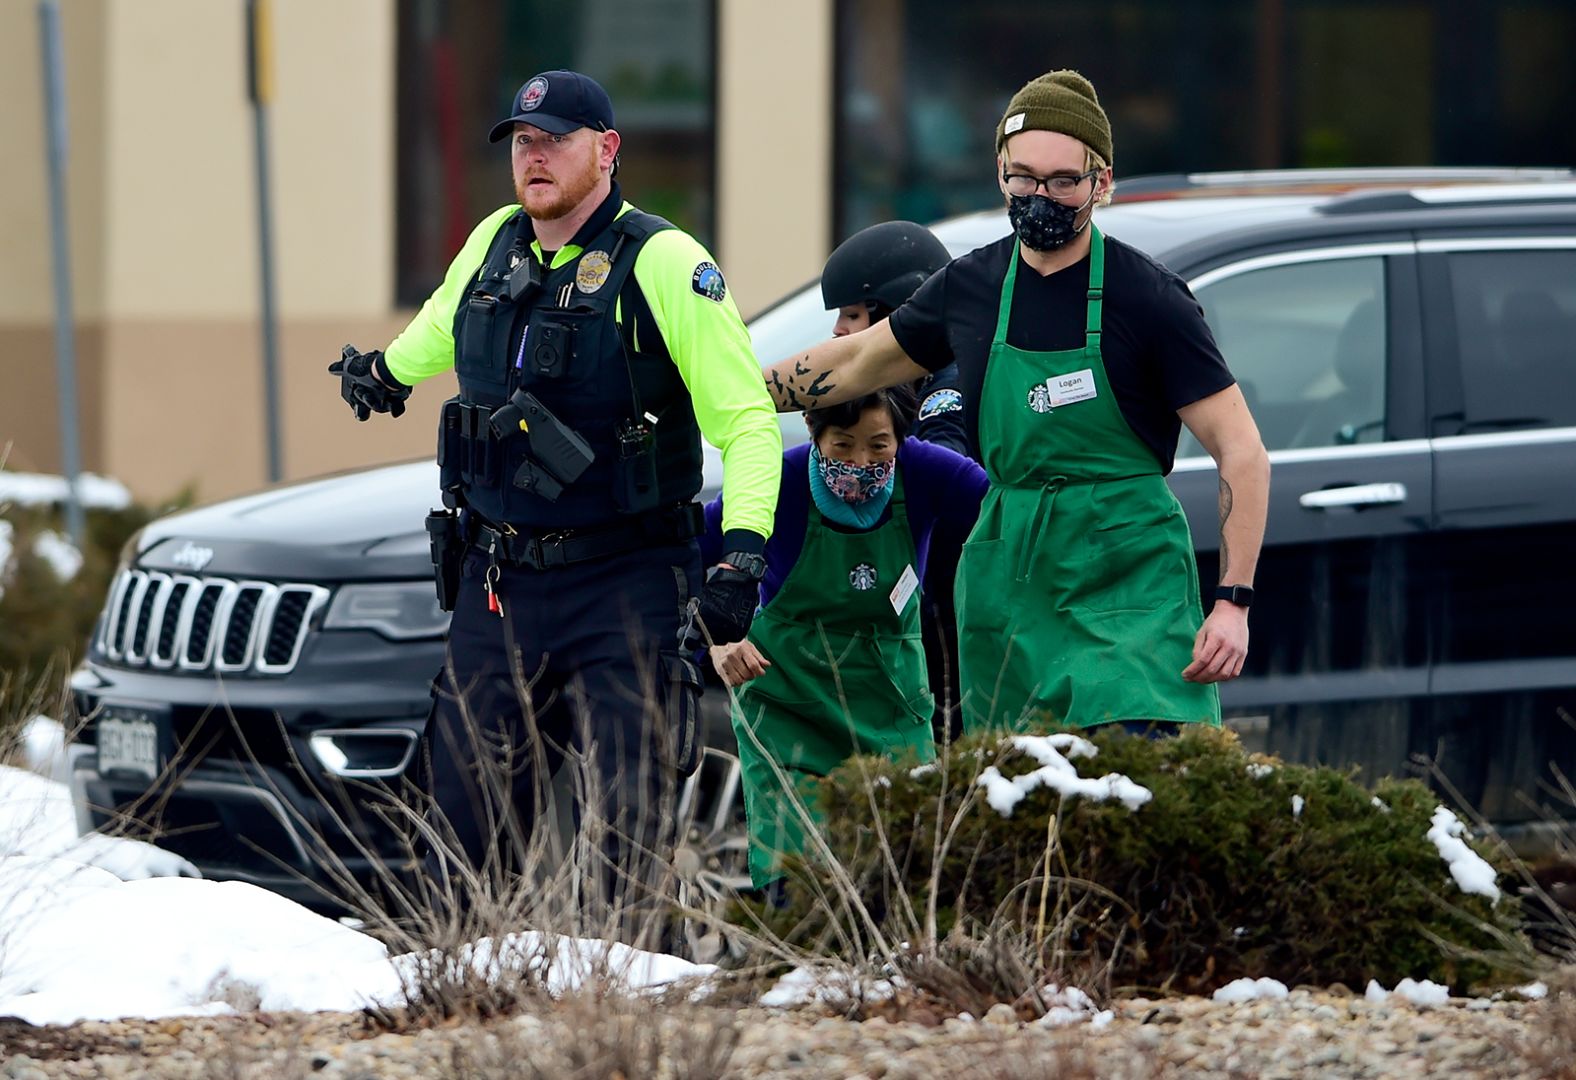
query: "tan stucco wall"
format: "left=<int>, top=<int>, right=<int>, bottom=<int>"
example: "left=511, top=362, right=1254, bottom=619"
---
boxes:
left=99, top=0, right=394, bottom=321
left=716, top=0, right=834, bottom=318
left=0, top=0, right=108, bottom=323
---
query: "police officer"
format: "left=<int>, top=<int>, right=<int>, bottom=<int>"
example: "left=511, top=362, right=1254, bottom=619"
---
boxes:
left=762, top=69, right=1270, bottom=735
left=819, top=220, right=973, bottom=739
left=329, top=70, right=782, bottom=934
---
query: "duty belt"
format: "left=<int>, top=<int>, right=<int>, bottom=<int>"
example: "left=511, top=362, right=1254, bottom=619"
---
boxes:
left=469, top=502, right=704, bottom=570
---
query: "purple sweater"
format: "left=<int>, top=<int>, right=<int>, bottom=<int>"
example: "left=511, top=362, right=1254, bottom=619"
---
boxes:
left=702, top=438, right=989, bottom=609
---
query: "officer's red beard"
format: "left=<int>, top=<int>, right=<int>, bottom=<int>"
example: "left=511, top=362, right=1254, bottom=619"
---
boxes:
left=516, top=155, right=603, bottom=221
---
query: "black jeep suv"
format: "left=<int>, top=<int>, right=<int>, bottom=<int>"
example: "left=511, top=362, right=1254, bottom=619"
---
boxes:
left=71, top=169, right=1576, bottom=905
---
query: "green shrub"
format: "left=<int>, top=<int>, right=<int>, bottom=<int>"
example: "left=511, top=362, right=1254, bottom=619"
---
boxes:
left=760, top=724, right=1525, bottom=995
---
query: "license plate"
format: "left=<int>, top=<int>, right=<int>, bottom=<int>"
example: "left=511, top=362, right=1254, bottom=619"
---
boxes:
left=97, top=709, right=161, bottom=782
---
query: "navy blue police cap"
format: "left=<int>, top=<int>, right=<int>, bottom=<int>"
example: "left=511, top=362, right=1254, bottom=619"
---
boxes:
left=488, top=70, right=615, bottom=143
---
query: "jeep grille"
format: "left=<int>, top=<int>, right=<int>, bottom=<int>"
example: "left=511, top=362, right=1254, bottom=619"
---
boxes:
left=98, top=570, right=329, bottom=675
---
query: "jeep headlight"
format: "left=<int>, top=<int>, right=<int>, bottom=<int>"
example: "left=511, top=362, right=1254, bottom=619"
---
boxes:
left=323, top=583, right=449, bottom=641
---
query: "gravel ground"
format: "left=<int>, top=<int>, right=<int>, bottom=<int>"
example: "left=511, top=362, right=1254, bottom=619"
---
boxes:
left=0, top=986, right=1560, bottom=1079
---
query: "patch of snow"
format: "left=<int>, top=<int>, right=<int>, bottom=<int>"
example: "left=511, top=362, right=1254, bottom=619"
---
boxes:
left=21, top=716, right=67, bottom=781
left=1372, top=797, right=1391, bottom=814
left=1518, top=981, right=1548, bottom=1000
left=1291, top=795, right=1305, bottom=818
left=1213, top=977, right=1289, bottom=1004
left=1467, top=997, right=1493, bottom=1010
left=909, top=762, right=938, bottom=780
left=0, top=519, right=12, bottom=600
left=392, top=931, right=713, bottom=999
left=0, top=764, right=199, bottom=880
left=1246, top=763, right=1275, bottom=779
left=1366, top=978, right=1450, bottom=1007
left=1036, top=983, right=1113, bottom=1028
left=760, top=966, right=900, bottom=1009
left=1426, top=805, right=1500, bottom=903
left=32, top=529, right=83, bottom=581
left=0, top=471, right=131, bottom=511
left=976, top=734, right=1152, bottom=817
left=874, top=775, right=891, bottom=789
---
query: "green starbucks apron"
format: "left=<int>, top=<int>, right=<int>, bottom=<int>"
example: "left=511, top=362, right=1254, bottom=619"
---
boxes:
left=733, top=467, right=935, bottom=887
left=957, top=226, right=1220, bottom=733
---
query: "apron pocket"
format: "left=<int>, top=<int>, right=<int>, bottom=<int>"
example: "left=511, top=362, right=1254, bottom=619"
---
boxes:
left=1077, top=515, right=1185, bottom=613
left=657, top=650, right=704, bottom=777
left=958, top=538, right=1011, bottom=631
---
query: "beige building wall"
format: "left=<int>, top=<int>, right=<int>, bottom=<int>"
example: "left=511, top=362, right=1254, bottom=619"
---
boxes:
left=2, top=1, right=837, bottom=504
left=716, top=0, right=834, bottom=318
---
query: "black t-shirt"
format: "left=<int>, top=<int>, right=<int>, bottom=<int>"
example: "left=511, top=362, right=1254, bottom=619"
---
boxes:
left=888, top=232, right=1235, bottom=474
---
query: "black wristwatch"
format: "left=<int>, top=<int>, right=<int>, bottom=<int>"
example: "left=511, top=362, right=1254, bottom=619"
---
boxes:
left=719, top=551, right=767, bottom=581
left=1215, top=584, right=1254, bottom=609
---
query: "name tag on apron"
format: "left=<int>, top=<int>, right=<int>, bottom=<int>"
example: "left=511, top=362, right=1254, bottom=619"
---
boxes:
left=1048, top=368, right=1098, bottom=407
left=890, top=564, right=919, bottom=615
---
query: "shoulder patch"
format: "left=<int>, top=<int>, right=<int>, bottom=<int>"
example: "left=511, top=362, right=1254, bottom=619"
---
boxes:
left=691, top=261, right=727, bottom=303
left=918, top=388, right=963, bottom=420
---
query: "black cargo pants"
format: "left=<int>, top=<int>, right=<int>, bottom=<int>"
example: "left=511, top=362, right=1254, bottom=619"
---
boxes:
left=419, top=537, right=704, bottom=938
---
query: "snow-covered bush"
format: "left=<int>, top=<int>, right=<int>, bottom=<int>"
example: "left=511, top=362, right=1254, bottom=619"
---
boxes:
left=753, top=724, right=1524, bottom=997
left=0, top=479, right=188, bottom=751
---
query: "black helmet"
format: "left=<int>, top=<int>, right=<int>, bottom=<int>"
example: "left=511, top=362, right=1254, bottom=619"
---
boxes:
left=821, top=221, right=950, bottom=314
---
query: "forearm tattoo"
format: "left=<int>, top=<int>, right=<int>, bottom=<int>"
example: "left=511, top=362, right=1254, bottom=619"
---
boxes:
left=1218, top=476, right=1234, bottom=583
left=768, top=355, right=838, bottom=412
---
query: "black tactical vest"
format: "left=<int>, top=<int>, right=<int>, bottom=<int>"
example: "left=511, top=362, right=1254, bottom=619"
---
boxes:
left=444, top=206, right=705, bottom=530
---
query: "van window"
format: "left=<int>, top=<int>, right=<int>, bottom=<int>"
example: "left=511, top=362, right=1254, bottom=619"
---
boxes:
left=1185, top=256, right=1388, bottom=456
left=1445, top=249, right=1576, bottom=433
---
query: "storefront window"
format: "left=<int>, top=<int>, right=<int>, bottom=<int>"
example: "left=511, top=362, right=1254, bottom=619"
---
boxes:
left=834, top=0, right=1576, bottom=240
left=396, top=0, right=715, bottom=306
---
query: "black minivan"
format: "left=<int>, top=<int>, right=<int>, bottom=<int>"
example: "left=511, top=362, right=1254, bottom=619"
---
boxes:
left=70, top=169, right=1576, bottom=904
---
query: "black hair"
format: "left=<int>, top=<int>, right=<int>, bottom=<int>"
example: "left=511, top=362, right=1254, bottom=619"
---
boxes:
left=807, top=383, right=918, bottom=442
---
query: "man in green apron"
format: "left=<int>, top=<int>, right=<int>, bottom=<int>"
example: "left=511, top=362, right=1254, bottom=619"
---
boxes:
left=761, top=69, right=1270, bottom=734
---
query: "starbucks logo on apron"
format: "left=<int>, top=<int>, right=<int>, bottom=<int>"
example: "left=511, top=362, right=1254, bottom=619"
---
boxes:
left=1027, top=381, right=1054, bottom=414
left=849, top=563, right=879, bottom=591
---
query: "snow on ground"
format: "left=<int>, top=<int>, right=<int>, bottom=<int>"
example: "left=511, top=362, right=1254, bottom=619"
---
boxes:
left=0, top=471, right=131, bottom=511
left=31, top=529, right=83, bottom=581
left=1036, top=984, right=1115, bottom=1029
left=1213, top=977, right=1290, bottom=1004
left=20, top=715, right=69, bottom=784
left=1426, top=806, right=1501, bottom=903
left=1246, top=763, right=1275, bottom=779
left=760, top=966, right=901, bottom=1009
left=1292, top=795, right=1305, bottom=818
left=976, top=733, right=1152, bottom=817
left=0, top=742, right=713, bottom=1026
left=1367, top=978, right=1451, bottom=1007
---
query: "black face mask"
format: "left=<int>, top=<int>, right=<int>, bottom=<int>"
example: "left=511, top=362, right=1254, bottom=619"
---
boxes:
left=1007, top=192, right=1092, bottom=252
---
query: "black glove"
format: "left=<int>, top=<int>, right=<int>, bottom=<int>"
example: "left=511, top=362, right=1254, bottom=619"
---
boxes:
left=328, top=345, right=412, bottom=421
left=694, top=556, right=764, bottom=646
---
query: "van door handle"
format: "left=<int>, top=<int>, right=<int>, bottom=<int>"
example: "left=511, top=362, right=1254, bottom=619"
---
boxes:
left=1298, top=482, right=1408, bottom=510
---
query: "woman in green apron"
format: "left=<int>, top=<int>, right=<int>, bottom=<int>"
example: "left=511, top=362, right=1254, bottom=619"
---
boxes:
left=701, top=385, right=988, bottom=887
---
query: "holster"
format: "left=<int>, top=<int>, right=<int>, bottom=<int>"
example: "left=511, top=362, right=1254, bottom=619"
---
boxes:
left=424, top=509, right=463, bottom=612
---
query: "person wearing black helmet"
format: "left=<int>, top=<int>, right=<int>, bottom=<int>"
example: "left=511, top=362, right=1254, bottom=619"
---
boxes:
left=821, top=221, right=974, bottom=738
left=820, top=221, right=970, bottom=457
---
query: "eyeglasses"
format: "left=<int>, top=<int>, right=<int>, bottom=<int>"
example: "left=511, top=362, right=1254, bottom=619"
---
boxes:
left=1001, top=167, right=1100, bottom=199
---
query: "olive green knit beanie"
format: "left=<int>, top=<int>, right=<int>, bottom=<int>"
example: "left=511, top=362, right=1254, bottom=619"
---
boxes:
left=995, top=69, right=1113, bottom=166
